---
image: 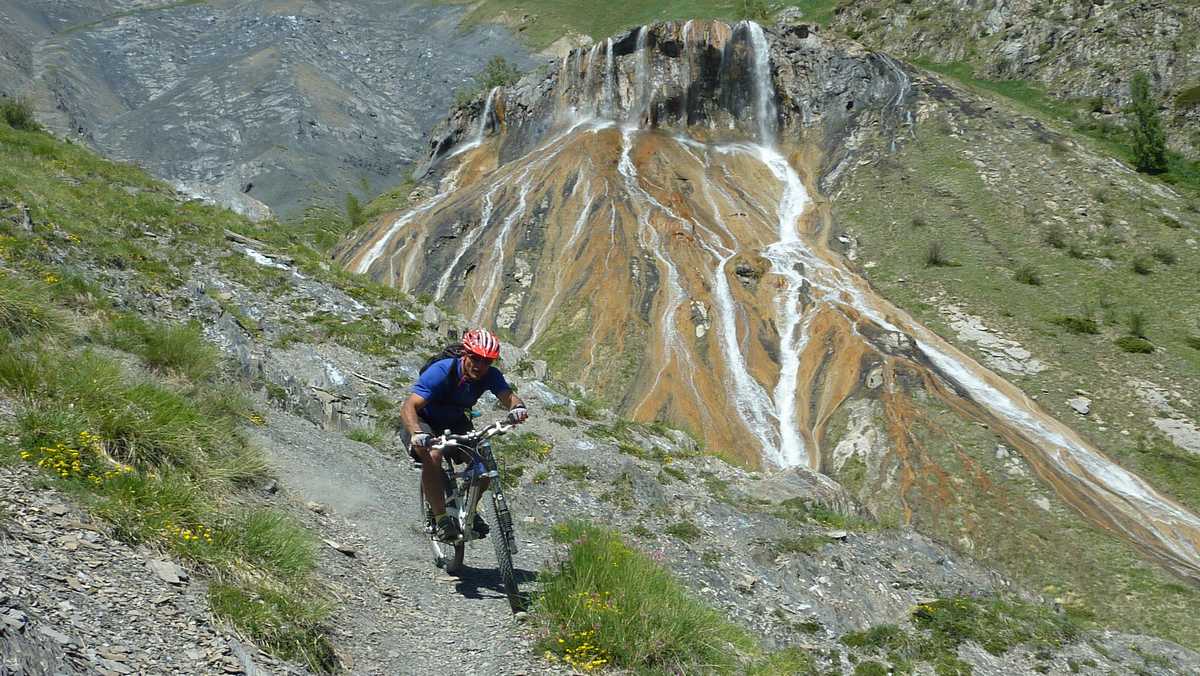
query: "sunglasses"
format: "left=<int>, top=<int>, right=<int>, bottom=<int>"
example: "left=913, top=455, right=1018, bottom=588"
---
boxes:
left=465, top=354, right=495, bottom=366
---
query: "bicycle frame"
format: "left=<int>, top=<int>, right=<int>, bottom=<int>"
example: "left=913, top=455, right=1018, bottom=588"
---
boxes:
left=426, top=421, right=517, bottom=551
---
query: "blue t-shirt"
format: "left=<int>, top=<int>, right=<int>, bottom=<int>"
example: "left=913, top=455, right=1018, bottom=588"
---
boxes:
left=412, top=357, right=511, bottom=430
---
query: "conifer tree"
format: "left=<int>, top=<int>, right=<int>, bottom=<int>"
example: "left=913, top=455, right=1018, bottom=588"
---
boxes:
left=1126, top=72, right=1168, bottom=174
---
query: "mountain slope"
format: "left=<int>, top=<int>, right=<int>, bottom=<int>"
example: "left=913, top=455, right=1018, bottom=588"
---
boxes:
left=0, top=0, right=529, bottom=218
left=830, top=0, right=1200, bottom=158
left=335, top=17, right=1200, bottom=649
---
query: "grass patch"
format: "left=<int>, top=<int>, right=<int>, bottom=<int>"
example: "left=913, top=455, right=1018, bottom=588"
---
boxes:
left=1131, top=255, right=1154, bottom=275
left=0, top=273, right=67, bottom=339
left=98, top=313, right=221, bottom=382
left=536, top=521, right=793, bottom=673
left=557, top=463, right=590, bottom=482
left=1, top=97, right=40, bottom=131
left=664, top=518, right=703, bottom=542
left=1115, top=336, right=1155, bottom=354
left=1014, top=265, right=1042, bottom=286
left=458, top=0, right=841, bottom=49
left=923, top=241, right=954, bottom=267
left=1049, top=315, right=1099, bottom=335
left=346, top=426, right=386, bottom=448
left=1150, top=246, right=1177, bottom=265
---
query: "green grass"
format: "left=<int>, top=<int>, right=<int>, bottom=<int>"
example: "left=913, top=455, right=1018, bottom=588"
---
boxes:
left=346, top=426, right=386, bottom=448
left=1049, top=315, right=1099, bottom=335
left=535, top=521, right=810, bottom=673
left=0, top=126, right=338, bottom=669
left=664, top=518, right=703, bottom=542
left=913, top=59, right=1200, bottom=196
left=1, top=97, right=40, bottom=132
left=98, top=313, right=221, bottom=382
left=836, top=113, right=1200, bottom=650
left=557, top=463, right=590, bottom=482
left=453, top=0, right=841, bottom=49
left=838, top=596, right=1076, bottom=674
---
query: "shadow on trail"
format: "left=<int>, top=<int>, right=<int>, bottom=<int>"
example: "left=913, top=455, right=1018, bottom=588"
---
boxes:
left=452, top=565, right=538, bottom=607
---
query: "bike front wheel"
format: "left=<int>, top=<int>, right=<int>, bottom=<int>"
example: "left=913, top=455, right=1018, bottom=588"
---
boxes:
left=418, top=479, right=464, bottom=573
left=491, top=493, right=523, bottom=612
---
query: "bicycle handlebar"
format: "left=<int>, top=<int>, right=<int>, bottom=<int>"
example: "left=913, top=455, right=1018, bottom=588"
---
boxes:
left=430, top=419, right=517, bottom=451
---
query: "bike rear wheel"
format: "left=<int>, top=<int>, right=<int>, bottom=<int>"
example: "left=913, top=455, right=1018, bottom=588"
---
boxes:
left=418, top=478, right=464, bottom=573
left=491, top=493, right=523, bottom=612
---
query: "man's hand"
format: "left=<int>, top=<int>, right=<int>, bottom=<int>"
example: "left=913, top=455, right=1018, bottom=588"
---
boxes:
left=409, top=432, right=432, bottom=450
left=506, top=406, right=528, bottom=424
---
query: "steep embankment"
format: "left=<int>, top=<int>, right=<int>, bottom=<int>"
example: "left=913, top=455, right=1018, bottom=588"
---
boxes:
left=334, top=17, right=1200, bottom=649
left=0, top=0, right=529, bottom=218
left=6, top=80, right=1200, bottom=673
left=830, top=0, right=1200, bottom=157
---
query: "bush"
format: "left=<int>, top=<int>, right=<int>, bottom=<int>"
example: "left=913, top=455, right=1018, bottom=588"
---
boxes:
left=480, top=56, right=522, bottom=90
left=665, top=518, right=703, bottom=542
left=1186, top=335, right=1200, bottom=350
left=924, top=241, right=952, bottom=267
left=1175, top=85, right=1200, bottom=109
left=1127, top=310, right=1148, bottom=338
left=1131, top=255, right=1154, bottom=274
left=1043, top=223, right=1066, bottom=249
left=1150, top=246, right=1177, bottom=265
left=345, top=193, right=364, bottom=229
left=1127, top=72, right=1168, bottom=174
left=912, top=596, right=1079, bottom=656
left=1014, top=265, right=1042, bottom=285
left=535, top=522, right=758, bottom=672
left=1116, top=336, right=1155, bottom=353
left=0, top=97, right=39, bottom=131
left=1050, top=316, right=1099, bottom=335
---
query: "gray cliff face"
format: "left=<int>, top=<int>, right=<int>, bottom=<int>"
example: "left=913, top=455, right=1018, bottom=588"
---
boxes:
left=830, top=0, right=1200, bottom=157
left=417, top=21, right=914, bottom=185
left=0, top=0, right=530, bottom=219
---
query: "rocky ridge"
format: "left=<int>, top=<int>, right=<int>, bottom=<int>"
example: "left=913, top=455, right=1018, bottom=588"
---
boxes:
left=830, top=0, right=1200, bottom=157
left=0, top=0, right=529, bottom=218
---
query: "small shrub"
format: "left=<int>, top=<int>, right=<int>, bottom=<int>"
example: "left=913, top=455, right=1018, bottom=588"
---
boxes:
left=912, top=596, right=1079, bottom=656
left=1116, top=336, right=1155, bottom=353
left=1127, top=311, right=1148, bottom=338
left=1043, top=224, right=1066, bottom=249
left=911, top=215, right=927, bottom=228
left=1067, top=243, right=1088, bottom=259
left=494, top=432, right=552, bottom=465
left=0, top=97, right=39, bottom=131
left=1014, top=265, right=1042, bottom=286
left=573, top=396, right=604, bottom=421
left=1150, top=246, right=1177, bottom=265
left=1050, top=316, right=1099, bottom=335
left=557, top=463, right=589, bottom=482
left=480, top=56, right=522, bottom=89
left=1131, top=255, right=1154, bottom=275
left=345, top=193, right=365, bottom=229
left=1162, top=214, right=1183, bottom=229
left=664, top=518, right=703, bottom=542
left=1175, top=84, right=1200, bottom=109
left=1185, top=335, right=1200, bottom=350
left=924, top=241, right=952, bottom=267
left=1127, top=72, right=1168, bottom=174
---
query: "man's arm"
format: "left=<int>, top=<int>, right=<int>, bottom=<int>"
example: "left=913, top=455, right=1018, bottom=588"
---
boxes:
left=497, top=389, right=525, bottom=411
left=497, top=389, right=528, bottom=423
left=401, top=393, right=428, bottom=437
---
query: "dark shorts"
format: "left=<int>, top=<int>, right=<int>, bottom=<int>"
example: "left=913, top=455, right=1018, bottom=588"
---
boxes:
left=404, top=415, right=473, bottom=463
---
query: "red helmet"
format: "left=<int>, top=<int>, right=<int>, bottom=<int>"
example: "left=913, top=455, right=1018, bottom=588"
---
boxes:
left=462, top=328, right=501, bottom=359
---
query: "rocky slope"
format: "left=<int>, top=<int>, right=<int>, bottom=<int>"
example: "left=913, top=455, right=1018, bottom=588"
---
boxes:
left=830, top=0, right=1200, bottom=156
left=8, top=115, right=1200, bottom=672
left=0, top=0, right=529, bottom=219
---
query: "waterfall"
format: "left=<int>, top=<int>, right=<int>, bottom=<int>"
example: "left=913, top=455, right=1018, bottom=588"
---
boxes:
left=631, top=26, right=650, bottom=126
left=448, top=86, right=499, bottom=158
left=745, top=22, right=777, bottom=146
left=602, top=38, right=615, bottom=118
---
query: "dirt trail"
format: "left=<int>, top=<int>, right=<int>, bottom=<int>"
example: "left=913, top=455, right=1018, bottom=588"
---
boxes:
left=250, top=410, right=559, bottom=675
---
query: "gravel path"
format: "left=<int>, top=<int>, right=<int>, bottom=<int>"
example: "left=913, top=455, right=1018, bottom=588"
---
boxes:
left=250, top=410, right=563, bottom=675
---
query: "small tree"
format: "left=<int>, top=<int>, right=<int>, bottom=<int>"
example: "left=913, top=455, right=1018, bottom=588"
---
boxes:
left=480, top=56, right=522, bottom=90
left=1126, top=72, right=1168, bottom=174
left=737, top=0, right=775, bottom=23
left=345, top=192, right=364, bottom=228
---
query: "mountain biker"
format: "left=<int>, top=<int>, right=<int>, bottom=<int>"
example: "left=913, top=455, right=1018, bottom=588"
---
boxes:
left=401, top=328, right=528, bottom=542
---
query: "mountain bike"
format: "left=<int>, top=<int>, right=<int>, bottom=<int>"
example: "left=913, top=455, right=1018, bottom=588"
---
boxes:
left=414, top=419, right=523, bottom=612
